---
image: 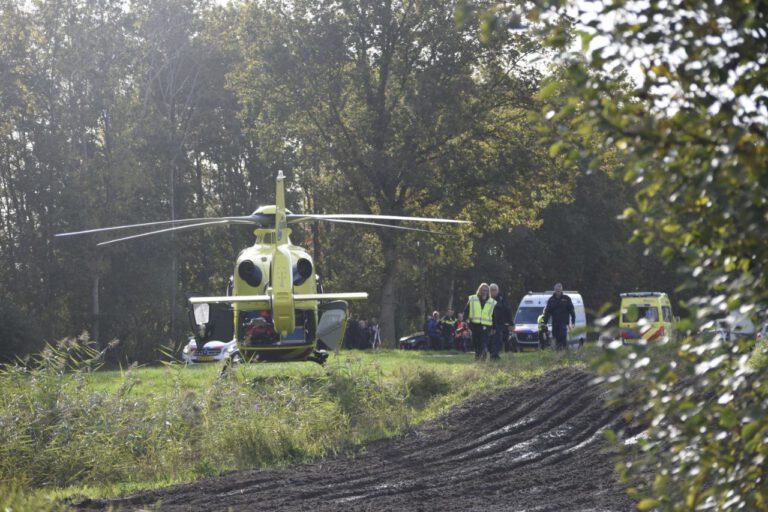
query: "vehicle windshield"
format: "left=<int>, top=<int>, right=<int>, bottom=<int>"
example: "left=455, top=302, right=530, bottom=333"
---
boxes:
left=515, top=307, right=542, bottom=325
left=622, top=305, right=659, bottom=323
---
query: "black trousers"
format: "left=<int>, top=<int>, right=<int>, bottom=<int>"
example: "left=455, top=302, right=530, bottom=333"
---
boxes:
left=470, top=324, right=490, bottom=359
left=553, top=324, right=568, bottom=350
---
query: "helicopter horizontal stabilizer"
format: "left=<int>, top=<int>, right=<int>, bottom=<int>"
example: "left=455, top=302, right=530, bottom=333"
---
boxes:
left=294, top=293, right=368, bottom=301
left=189, top=295, right=271, bottom=304
left=188, top=292, right=368, bottom=305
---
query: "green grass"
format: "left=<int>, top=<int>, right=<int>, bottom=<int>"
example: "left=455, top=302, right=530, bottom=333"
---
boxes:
left=0, top=342, right=597, bottom=510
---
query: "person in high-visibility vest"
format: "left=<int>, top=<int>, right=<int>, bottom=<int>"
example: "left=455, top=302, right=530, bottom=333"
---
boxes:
left=462, top=282, right=497, bottom=361
left=537, top=311, right=551, bottom=349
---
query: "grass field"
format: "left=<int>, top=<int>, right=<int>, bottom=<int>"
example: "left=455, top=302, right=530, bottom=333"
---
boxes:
left=0, top=344, right=597, bottom=510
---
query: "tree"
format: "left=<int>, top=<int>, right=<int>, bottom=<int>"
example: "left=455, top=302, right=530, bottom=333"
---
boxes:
left=510, top=0, right=768, bottom=508
left=232, top=0, right=569, bottom=345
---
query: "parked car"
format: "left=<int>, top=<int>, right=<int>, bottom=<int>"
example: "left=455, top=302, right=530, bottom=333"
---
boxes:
left=619, top=292, right=676, bottom=344
left=182, top=337, right=238, bottom=363
left=182, top=301, right=236, bottom=363
left=399, top=332, right=429, bottom=350
left=512, top=291, right=587, bottom=350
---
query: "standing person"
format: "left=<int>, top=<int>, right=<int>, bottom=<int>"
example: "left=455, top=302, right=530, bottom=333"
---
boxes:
left=439, top=308, right=457, bottom=350
left=369, top=318, right=381, bottom=349
left=463, top=283, right=497, bottom=361
left=537, top=310, right=551, bottom=349
left=426, top=311, right=441, bottom=350
left=543, top=283, right=576, bottom=351
left=358, top=319, right=369, bottom=348
left=454, top=312, right=471, bottom=352
left=489, top=283, right=512, bottom=359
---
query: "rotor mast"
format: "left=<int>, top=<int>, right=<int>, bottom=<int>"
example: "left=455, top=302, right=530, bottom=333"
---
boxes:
left=275, top=170, right=289, bottom=245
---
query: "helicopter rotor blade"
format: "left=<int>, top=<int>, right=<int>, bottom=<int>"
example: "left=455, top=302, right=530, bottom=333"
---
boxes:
left=56, top=215, right=271, bottom=238
left=287, top=213, right=469, bottom=225
left=96, top=219, right=256, bottom=246
left=307, top=217, right=454, bottom=235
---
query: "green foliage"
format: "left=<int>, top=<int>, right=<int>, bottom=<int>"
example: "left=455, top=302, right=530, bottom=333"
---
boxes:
left=0, top=299, right=44, bottom=362
left=0, top=483, right=55, bottom=512
left=596, top=335, right=768, bottom=510
left=497, top=0, right=768, bottom=508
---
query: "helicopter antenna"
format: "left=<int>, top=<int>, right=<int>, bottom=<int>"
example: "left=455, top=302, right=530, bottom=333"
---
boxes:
left=275, top=171, right=289, bottom=245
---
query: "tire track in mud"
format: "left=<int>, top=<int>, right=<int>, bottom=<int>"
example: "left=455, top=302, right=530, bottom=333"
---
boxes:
left=77, top=367, right=635, bottom=511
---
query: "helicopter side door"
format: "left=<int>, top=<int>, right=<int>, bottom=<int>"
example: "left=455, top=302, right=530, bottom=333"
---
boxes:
left=317, top=301, right=349, bottom=351
left=188, top=301, right=235, bottom=342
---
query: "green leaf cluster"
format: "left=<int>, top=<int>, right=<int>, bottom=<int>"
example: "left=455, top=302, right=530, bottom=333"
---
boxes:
left=513, top=0, right=768, bottom=508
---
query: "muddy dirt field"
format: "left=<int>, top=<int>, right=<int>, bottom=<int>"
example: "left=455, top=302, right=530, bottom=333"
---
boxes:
left=78, top=368, right=635, bottom=511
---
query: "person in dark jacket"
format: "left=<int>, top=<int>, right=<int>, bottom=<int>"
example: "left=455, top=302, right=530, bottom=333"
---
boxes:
left=489, top=283, right=511, bottom=360
left=439, top=309, right=457, bottom=350
left=543, top=283, right=576, bottom=350
left=426, top=311, right=441, bottom=350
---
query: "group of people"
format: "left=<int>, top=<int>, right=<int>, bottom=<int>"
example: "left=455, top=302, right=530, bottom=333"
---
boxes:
left=344, top=317, right=381, bottom=349
left=426, top=282, right=576, bottom=360
left=425, top=283, right=514, bottom=358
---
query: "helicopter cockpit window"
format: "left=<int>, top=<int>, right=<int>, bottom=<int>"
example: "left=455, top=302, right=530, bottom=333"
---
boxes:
left=261, top=232, right=274, bottom=244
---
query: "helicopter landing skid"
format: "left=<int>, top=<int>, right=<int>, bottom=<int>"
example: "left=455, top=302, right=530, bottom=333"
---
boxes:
left=308, top=349, right=329, bottom=366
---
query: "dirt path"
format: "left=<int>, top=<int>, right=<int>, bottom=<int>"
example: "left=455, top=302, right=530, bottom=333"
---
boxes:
left=78, top=368, right=635, bottom=511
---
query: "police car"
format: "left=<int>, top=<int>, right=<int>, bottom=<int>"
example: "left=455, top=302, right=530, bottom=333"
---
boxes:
left=512, top=291, right=587, bottom=350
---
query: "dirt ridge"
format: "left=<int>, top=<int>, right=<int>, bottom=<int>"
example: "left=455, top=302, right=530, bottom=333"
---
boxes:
left=77, top=367, right=635, bottom=511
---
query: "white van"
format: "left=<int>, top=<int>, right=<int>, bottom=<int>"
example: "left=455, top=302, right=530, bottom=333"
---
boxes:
left=512, top=291, right=587, bottom=350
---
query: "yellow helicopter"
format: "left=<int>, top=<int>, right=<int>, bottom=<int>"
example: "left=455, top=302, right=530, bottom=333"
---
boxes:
left=56, top=172, right=467, bottom=365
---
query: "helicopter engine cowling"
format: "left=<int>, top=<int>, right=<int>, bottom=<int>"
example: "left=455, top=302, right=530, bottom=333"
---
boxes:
left=237, top=260, right=263, bottom=288
left=292, top=258, right=313, bottom=286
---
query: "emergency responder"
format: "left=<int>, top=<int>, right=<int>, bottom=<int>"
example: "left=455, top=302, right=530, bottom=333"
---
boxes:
left=543, top=283, right=576, bottom=350
left=439, top=309, right=457, bottom=350
left=463, top=282, right=497, bottom=361
left=426, top=311, right=441, bottom=350
left=489, top=283, right=512, bottom=359
left=537, top=310, right=551, bottom=349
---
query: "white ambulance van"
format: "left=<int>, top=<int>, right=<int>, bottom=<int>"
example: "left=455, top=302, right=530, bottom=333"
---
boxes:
left=512, top=291, right=587, bottom=350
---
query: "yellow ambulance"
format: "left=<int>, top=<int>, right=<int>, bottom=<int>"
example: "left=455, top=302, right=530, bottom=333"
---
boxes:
left=619, top=292, right=676, bottom=344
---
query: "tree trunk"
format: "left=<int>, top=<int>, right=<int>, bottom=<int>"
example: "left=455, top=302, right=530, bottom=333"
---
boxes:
left=92, top=273, right=100, bottom=344
left=446, top=269, right=455, bottom=312
left=379, top=232, right=398, bottom=347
